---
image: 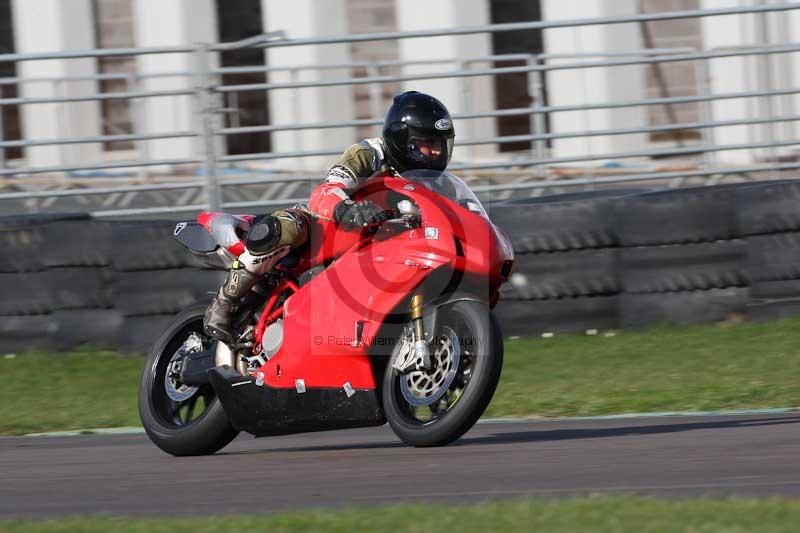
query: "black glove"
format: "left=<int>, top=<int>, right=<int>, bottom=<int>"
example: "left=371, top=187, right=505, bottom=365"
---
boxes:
left=333, top=200, right=389, bottom=230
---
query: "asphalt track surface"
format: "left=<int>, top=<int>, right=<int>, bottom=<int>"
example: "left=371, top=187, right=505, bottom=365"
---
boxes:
left=1, top=413, right=799, bottom=518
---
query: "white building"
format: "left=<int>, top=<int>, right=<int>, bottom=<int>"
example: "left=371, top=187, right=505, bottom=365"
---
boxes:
left=0, top=0, right=796, bottom=172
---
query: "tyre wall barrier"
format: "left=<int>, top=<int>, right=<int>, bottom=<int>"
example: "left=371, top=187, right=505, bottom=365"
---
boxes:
left=490, top=179, right=800, bottom=336
left=0, top=216, right=223, bottom=354
left=1, top=179, right=800, bottom=353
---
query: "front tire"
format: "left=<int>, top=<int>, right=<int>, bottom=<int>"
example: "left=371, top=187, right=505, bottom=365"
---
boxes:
left=382, top=300, right=503, bottom=447
left=138, top=305, right=239, bottom=456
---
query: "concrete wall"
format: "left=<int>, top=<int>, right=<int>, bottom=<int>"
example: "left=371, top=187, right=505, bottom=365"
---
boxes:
left=11, top=0, right=102, bottom=169
left=261, top=0, right=355, bottom=172
left=541, top=0, right=649, bottom=160
left=701, top=0, right=798, bottom=164
left=133, top=0, right=218, bottom=163
left=395, top=0, right=498, bottom=163
left=7, top=0, right=795, bottom=171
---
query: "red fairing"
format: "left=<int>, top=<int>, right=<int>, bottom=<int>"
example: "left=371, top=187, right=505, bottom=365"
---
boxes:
left=257, top=228, right=454, bottom=389
left=253, top=176, right=514, bottom=390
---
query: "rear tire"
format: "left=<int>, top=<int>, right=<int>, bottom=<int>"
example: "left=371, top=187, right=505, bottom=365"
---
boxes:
left=382, top=300, right=503, bottom=447
left=138, top=305, right=239, bottom=456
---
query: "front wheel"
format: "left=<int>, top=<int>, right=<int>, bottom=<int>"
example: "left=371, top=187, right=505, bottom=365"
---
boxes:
left=382, top=300, right=503, bottom=447
left=138, top=305, right=239, bottom=456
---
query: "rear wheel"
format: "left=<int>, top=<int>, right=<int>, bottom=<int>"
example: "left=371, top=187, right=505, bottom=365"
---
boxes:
left=382, top=300, right=503, bottom=447
left=138, top=305, right=239, bottom=456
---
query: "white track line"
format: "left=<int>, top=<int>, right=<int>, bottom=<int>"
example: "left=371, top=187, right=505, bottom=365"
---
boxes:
left=17, top=407, right=797, bottom=437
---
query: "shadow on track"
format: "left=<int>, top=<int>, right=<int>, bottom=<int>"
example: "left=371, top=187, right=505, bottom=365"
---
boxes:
left=219, top=415, right=800, bottom=455
left=457, top=416, right=800, bottom=447
left=220, top=439, right=407, bottom=455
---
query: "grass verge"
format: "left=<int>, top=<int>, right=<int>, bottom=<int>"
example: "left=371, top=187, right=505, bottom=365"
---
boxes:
left=2, top=317, right=799, bottom=435
left=0, top=348, right=143, bottom=435
left=485, top=317, right=800, bottom=418
left=3, top=497, right=800, bottom=532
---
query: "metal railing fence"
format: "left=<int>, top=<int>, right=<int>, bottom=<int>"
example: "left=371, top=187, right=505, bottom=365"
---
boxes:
left=0, top=2, right=797, bottom=217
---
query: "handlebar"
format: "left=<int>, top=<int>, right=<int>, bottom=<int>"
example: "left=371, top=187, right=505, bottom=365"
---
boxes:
left=361, top=210, right=400, bottom=233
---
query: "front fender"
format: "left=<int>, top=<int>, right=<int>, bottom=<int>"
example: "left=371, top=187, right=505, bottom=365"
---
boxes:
left=421, top=292, right=487, bottom=343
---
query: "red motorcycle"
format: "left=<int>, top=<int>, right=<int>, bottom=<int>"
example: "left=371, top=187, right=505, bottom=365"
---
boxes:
left=138, top=170, right=514, bottom=456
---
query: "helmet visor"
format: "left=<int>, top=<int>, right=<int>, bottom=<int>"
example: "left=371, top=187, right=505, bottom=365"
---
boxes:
left=406, top=136, right=454, bottom=170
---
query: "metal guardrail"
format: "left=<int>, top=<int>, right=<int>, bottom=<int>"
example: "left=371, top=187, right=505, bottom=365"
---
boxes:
left=0, top=3, right=797, bottom=216
left=213, top=44, right=800, bottom=94
left=1, top=3, right=794, bottom=62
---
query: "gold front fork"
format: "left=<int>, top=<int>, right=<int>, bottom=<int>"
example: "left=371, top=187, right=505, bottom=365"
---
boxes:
left=410, top=293, right=431, bottom=369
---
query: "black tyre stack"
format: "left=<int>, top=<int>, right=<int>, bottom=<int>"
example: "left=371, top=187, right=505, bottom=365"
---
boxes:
left=109, top=220, right=225, bottom=352
left=488, top=190, right=645, bottom=336
left=0, top=214, right=119, bottom=352
left=613, top=185, right=750, bottom=329
left=0, top=215, right=223, bottom=354
left=4, top=179, right=800, bottom=353
left=491, top=180, right=800, bottom=336
left=737, top=180, right=800, bottom=321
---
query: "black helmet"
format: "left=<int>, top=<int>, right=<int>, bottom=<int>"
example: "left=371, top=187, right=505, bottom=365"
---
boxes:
left=382, top=91, right=455, bottom=173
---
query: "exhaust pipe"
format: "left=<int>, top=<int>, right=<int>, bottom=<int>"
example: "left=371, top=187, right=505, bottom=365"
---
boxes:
left=215, top=342, right=248, bottom=375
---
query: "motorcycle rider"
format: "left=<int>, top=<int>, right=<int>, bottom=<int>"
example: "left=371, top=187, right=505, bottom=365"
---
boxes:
left=203, top=90, right=456, bottom=343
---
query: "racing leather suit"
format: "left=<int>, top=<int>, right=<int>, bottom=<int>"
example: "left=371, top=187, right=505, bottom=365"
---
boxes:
left=203, top=138, right=397, bottom=341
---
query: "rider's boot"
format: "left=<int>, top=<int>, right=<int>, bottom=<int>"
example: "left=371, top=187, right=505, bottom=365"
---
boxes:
left=204, top=260, right=260, bottom=343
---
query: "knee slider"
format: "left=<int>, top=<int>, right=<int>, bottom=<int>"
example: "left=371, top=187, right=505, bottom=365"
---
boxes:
left=245, top=215, right=282, bottom=255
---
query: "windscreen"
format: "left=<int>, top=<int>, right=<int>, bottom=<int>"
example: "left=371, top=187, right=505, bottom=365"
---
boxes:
left=400, top=169, right=488, bottom=218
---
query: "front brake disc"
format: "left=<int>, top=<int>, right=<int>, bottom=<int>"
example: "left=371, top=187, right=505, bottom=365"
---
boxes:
left=400, top=326, right=460, bottom=407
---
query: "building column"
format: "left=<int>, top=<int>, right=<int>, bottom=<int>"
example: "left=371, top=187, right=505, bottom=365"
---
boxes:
left=395, top=1, right=497, bottom=163
left=11, top=0, right=102, bottom=169
left=787, top=4, right=800, bottom=160
left=541, top=0, right=648, bottom=160
left=261, top=0, right=355, bottom=172
left=701, top=0, right=796, bottom=164
left=133, top=0, right=218, bottom=163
